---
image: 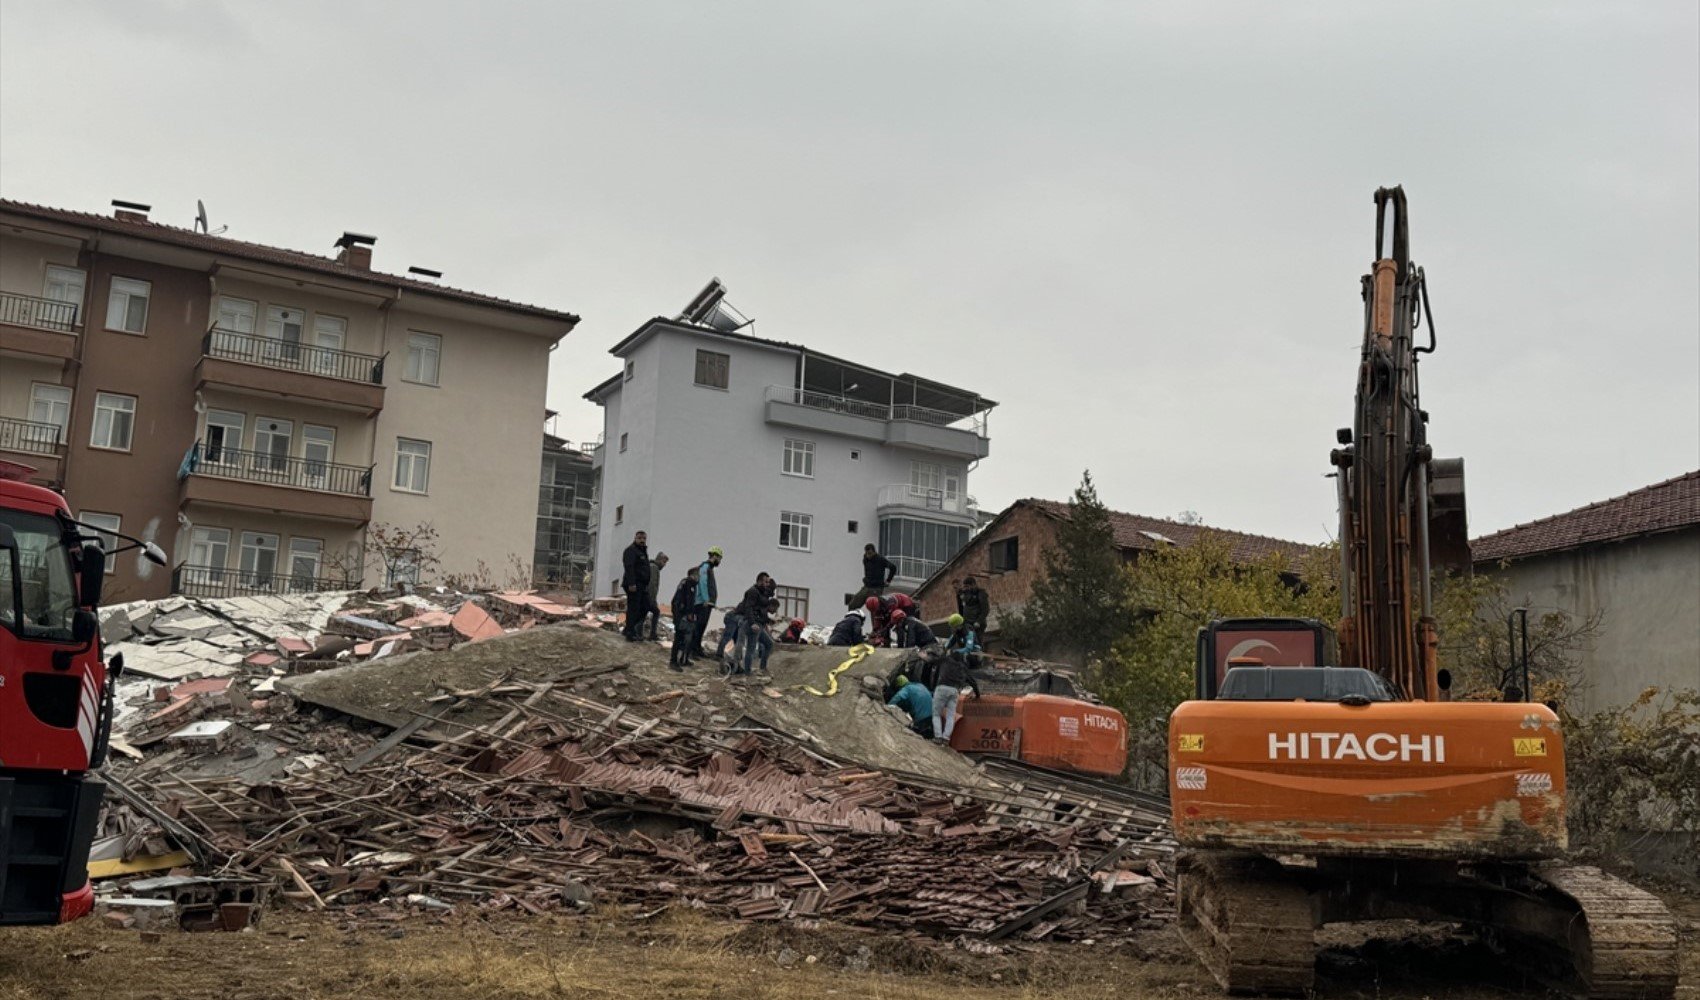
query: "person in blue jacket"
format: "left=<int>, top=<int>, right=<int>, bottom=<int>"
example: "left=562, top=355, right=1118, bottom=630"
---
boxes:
left=887, top=674, right=935, bottom=739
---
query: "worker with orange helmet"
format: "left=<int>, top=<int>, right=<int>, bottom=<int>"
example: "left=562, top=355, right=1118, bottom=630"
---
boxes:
left=778, top=618, right=806, bottom=644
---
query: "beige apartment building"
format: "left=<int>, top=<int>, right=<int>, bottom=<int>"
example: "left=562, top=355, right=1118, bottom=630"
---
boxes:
left=0, top=198, right=578, bottom=601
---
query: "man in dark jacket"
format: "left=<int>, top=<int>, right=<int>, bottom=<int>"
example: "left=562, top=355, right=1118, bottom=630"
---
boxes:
left=692, top=547, right=722, bottom=658
left=669, top=567, right=700, bottom=670
left=889, top=609, right=938, bottom=649
left=620, top=531, right=650, bottom=640
left=643, top=552, right=670, bottom=640
left=957, top=575, right=990, bottom=639
left=931, top=649, right=981, bottom=743
left=720, top=571, right=771, bottom=666
left=848, top=544, right=897, bottom=610
left=827, top=610, right=865, bottom=647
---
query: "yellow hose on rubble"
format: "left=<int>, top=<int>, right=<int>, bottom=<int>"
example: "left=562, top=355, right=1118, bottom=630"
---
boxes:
left=804, top=644, right=873, bottom=696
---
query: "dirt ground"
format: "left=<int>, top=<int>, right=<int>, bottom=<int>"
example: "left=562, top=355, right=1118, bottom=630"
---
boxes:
left=3, top=887, right=1695, bottom=1000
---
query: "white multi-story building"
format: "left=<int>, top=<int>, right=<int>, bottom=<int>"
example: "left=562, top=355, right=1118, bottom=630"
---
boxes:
left=586, top=283, right=994, bottom=625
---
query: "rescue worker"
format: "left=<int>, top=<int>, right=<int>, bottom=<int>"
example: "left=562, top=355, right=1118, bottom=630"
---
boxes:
left=827, top=609, right=865, bottom=646
left=886, top=674, right=935, bottom=739
left=669, top=566, right=700, bottom=671
left=849, top=544, right=897, bottom=610
left=693, top=546, right=723, bottom=658
left=721, top=572, right=772, bottom=668
left=864, top=596, right=889, bottom=647
left=620, top=531, right=650, bottom=641
left=945, top=613, right=979, bottom=653
left=956, top=575, right=990, bottom=639
left=778, top=618, right=807, bottom=644
left=739, top=597, right=779, bottom=675
left=931, top=647, right=981, bottom=744
left=889, top=609, right=937, bottom=649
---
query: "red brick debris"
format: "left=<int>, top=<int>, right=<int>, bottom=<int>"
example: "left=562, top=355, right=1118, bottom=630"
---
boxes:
left=105, top=675, right=1174, bottom=948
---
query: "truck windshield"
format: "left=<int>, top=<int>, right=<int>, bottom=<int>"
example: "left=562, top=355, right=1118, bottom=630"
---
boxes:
left=0, top=509, right=79, bottom=642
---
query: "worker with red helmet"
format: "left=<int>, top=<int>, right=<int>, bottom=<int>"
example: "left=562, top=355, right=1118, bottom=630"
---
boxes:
left=888, top=609, right=937, bottom=650
left=865, top=595, right=889, bottom=647
left=778, top=618, right=807, bottom=644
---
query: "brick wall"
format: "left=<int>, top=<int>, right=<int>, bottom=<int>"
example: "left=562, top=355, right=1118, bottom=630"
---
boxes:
left=913, top=503, right=1062, bottom=620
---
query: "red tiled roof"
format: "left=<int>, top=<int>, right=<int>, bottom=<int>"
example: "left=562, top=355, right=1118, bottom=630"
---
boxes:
left=1472, top=470, right=1700, bottom=563
left=1022, top=498, right=1320, bottom=569
left=0, top=199, right=579, bottom=325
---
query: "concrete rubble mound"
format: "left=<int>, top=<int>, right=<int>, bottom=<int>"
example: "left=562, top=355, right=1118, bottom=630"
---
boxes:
left=93, top=588, right=1175, bottom=951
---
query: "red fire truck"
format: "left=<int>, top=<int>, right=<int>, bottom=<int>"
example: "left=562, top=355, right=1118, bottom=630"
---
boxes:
left=0, top=462, right=163, bottom=924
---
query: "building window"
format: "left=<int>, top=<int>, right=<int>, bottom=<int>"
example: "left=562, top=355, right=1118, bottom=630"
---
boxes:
left=302, top=425, right=335, bottom=486
left=404, top=331, right=442, bottom=385
left=782, top=438, right=815, bottom=477
left=203, top=409, right=245, bottom=465
left=388, top=548, right=421, bottom=587
left=311, top=315, right=347, bottom=374
left=779, top=511, right=812, bottom=551
left=989, top=537, right=1020, bottom=573
left=28, top=384, right=71, bottom=444
left=78, top=511, right=121, bottom=574
left=694, top=349, right=729, bottom=390
left=288, top=537, right=324, bottom=589
left=188, top=526, right=230, bottom=577
left=43, top=265, right=86, bottom=322
left=239, top=532, right=280, bottom=589
left=105, top=277, right=151, bottom=333
left=879, top=517, right=971, bottom=582
left=90, top=392, right=136, bottom=451
left=217, top=296, right=257, bottom=334
left=615, top=504, right=624, bottom=525
left=619, top=432, right=628, bottom=453
left=847, top=520, right=858, bottom=534
left=774, top=585, right=810, bottom=623
left=850, top=450, right=861, bottom=461
left=910, top=460, right=942, bottom=493
left=624, top=360, right=635, bottom=382
left=393, top=438, right=432, bottom=493
left=264, top=305, right=305, bottom=361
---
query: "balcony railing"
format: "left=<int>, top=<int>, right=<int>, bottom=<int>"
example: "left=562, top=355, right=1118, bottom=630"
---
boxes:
left=765, top=386, right=987, bottom=436
left=0, top=291, right=79, bottom=333
left=0, top=416, right=64, bottom=457
left=173, top=561, right=354, bottom=599
left=204, top=327, right=385, bottom=384
left=186, top=441, right=373, bottom=496
left=876, top=483, right=977, bottom=518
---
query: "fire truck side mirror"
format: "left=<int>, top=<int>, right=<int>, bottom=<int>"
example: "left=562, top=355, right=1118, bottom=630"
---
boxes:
left=79, top=540, right=105, bottom=608
left=72, top=608, right=98, bottom=645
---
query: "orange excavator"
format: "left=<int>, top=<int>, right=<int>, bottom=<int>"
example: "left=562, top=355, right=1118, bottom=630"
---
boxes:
left=1168, top=188, right=1679, bottom=998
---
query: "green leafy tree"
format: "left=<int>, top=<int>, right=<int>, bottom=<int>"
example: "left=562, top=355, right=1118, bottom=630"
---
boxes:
left=1098, top=533, right=1339, bottom=785
left=1000, top=471, right=1131, bottom=667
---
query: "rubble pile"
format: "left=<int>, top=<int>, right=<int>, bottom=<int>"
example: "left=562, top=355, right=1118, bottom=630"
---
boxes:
left=93, top=590, right=1175, bottom=948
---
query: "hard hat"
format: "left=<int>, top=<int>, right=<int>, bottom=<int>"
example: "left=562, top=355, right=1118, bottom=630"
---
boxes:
left=708, top=546, right=723, bottom=557
left=891, top=609, right=908, bottom=622
left=895, top=675, right=908, bottom=687
left=790, top=618, right=804, bottom=628
left=948, top=613, right=964, bottom=627
left=865, top=596, right=881, bottom=611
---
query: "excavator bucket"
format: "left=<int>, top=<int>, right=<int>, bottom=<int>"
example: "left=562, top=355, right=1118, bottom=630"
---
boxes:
left=1428, top=457, right=1469, bottom=571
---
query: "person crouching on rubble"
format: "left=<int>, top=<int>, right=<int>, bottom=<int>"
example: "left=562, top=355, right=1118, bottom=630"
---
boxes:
left=669, top=566, right=701, bottom=671
left=888, top=609, right=937, bottom=650
left=778, top=617, right=807, bottom=644
left=827, top=608, right=864, bottom=646
left=887, top=674, right=935, bottom=739
left=945, top=613, right=978, bottom=654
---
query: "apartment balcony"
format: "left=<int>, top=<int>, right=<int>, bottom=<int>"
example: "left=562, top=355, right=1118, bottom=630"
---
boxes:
left=179, top=442, right=373, bottom=524
left=875, top=484, right=979, bottom=523
left=764, top=386, right=990, bottom=460
left=0, top=415, right=66, bottom=484
left=0, top=291, right=79, bottom=361
left=196, top=328, right=386, bottom=414
left=172, top=562, right=356, bottom=600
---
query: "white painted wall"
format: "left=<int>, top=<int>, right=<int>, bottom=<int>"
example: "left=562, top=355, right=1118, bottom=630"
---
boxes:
left=592, top=326, right=980, bottom=624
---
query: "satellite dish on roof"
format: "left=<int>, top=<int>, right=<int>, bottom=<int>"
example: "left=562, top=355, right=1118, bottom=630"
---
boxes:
left=194, top=199, right=227, bottom=235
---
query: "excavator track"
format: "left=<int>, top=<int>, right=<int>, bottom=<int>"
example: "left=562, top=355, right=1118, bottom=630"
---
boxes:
left=1509, top=864, right=1680, bottom=1000
left=1176, top=852, right=1318, bottom=996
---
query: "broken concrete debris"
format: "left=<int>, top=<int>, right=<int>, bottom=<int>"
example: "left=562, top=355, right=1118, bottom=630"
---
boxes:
left=93, top=589, right=1173, bottom=950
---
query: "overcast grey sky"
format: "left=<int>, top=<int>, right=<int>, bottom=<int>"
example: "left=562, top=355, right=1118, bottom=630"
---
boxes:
left=3, top=0, right=1695, bottom=543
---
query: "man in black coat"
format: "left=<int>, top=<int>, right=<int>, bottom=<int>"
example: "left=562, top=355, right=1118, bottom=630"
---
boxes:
left=620, top=531, right=651, bottom=640
left=956, top=575, right=991, bottom=639
left=848, top=544, right=897, bottom=610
